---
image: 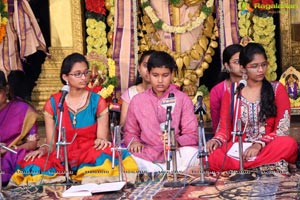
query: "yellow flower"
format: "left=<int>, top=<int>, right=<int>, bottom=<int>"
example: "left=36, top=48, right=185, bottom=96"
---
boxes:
left=99, top=85, right=115, bottom=99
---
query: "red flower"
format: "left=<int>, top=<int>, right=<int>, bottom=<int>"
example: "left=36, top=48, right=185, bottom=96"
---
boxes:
left=85, top=0, right=106, bottom=15
left=262, top=0, right=274, bottom=4
left=251, top=0, right=261, bottom=4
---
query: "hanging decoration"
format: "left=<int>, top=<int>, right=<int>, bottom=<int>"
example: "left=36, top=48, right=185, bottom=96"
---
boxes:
left=139, top=0, right=218, bottom=96
left=237, top=0, right=277, bottom=80
left=0, top=0, right=8, bottom=44
left=140, top=0, right=214, bottom=34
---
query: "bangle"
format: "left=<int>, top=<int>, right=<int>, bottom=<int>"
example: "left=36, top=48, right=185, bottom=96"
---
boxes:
left=12, top=145, right=18, bottom=150
left=39, top=144, right=50, bottom=149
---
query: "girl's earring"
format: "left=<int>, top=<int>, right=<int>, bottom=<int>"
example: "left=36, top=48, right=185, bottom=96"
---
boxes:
left=242, top=69, right=248, bottom=80
left=66, top=80, right=69, bottom=85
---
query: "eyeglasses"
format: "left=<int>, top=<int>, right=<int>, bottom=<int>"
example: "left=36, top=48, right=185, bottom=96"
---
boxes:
left=246, top=62, right=268, bottom=70
left=68, top=70, right=91, bottom=78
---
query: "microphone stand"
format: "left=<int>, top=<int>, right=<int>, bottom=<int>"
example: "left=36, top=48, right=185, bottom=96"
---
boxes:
left=229, top=91, right=255, bottom=182
left=0, top=144, right=17, bottom=198
left=163, top=106, right=183, bottom=187
left=190, top=106, right=214, bottom=186
left=163, top=128, right=184, bottom=188
left=165, top=106, right=172, bottom=171
left=110, top=125, right=134, bottom=182
left=56, top=105, right=76, bottom=184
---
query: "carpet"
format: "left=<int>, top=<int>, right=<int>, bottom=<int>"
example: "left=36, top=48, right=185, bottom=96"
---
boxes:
left=2, top=172, right=300, bottom=199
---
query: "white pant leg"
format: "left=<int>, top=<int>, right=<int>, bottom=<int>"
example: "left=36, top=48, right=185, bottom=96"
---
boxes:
left=131, top=155, right=165, bottom=173
left=132, top=146, right=199, bottom=173
left=176, top=146, right=199, bottom=171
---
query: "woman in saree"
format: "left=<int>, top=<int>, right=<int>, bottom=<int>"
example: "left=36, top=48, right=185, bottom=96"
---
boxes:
left=0, top=70, right=39, bottom=186
left=11, top=53, right=137, bottom=185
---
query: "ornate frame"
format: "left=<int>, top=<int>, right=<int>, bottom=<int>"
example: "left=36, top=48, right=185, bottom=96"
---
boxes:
left=280, top=0, right=300, bottom=71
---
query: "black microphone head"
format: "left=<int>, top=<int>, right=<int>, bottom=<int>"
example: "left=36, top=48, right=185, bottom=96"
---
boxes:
left=61, top=85, right=70, bottom=93
left=239, top=79, right=247, bottom=87
left=197, top=95, right=203, bottom=101
left=168, top=93, right=174, bottom=98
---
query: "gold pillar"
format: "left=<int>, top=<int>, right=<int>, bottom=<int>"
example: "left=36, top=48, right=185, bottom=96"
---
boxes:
left=31, top=0, right=85, bottom=119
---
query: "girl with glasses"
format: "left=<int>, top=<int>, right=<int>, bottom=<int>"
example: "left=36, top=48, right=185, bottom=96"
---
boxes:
left=206, top=43, right=297, bottom=174
left=11, top=53, right=137, bottom=185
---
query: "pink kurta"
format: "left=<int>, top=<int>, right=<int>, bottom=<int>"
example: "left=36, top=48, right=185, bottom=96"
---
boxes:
left=123, top=84, right=198, bottom=163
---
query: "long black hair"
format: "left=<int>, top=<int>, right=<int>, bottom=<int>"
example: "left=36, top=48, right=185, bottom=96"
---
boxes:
left=0, top=70, right=7, bottom=90
left=239, top=43, right=276, bottom=122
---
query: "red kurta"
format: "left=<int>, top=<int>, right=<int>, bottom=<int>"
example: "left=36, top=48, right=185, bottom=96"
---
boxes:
left=208, top=81, right=298, bottom=171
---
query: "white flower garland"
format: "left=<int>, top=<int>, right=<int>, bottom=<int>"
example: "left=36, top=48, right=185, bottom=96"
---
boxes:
left=141, top=0, right=214, bottom=34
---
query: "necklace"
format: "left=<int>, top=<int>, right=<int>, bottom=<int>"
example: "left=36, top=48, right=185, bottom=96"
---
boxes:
left=66, top=92, right=86, bottom=127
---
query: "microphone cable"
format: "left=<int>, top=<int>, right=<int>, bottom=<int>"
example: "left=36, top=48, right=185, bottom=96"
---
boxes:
left=199, top=88, right=235, bottom=198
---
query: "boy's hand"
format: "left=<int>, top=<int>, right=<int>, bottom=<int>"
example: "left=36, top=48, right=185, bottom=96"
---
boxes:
left=129, top=141, right=144, bottom=153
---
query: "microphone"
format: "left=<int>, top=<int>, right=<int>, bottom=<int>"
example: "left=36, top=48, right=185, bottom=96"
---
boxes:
left=109, top=97, right=121, bottom=113
left=109, top=97, right=121, bottom=130
left=234, top=80, right=247, bottom=94
left=161, top=93, right=176, bottom=112
left=194, top=95, right=206, bottom=115
left=58, top=85, right=70, bottom=110
left=164, top=93, right=175, bottom=170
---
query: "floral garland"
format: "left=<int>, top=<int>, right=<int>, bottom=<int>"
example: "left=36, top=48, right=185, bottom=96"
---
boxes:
left=99, top=58, right=117, bottom=99
left=237, top=0, right=277, bottom=80
left=86, top=19, right=108, bottom=55
left=85, top=0, right=117, bottom=99
left=0, top=0, right=8, bottom=44
left=139, top=10, right=218, bottom=97
left=140, top=0, right=214, bottom=34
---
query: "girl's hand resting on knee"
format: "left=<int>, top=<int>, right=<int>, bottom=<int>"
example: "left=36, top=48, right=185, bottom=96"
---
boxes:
left=94, top=138, right=111, bottom=150
left=243, top=143, right=262, bottom=161
left=24, top=146, right=48, bottom=162
left=206, top=139, right=220, bottom=154
left=129, top=141, right=144, bottom=153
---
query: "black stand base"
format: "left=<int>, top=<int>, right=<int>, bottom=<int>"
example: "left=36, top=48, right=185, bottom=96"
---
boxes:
left=229, top=173, right=255, bottom=182
left=124, top=182, right=135, bottom=189
left=163, top=181, right=184, bottom=188
left=190, top=179, right=214, bottom=186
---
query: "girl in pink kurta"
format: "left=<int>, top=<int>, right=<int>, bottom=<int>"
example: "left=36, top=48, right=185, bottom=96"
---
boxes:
left=123, top=51, right=198, bottom=172
left=120, top=51, right=154, bottom=126
left=210, top=44, right=243, bottom=133
left=207, top=43, right=298, bottom=173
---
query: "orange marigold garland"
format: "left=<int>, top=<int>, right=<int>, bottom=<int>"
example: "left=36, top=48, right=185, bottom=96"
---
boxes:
left=0, top=0, right=8, bottom=44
